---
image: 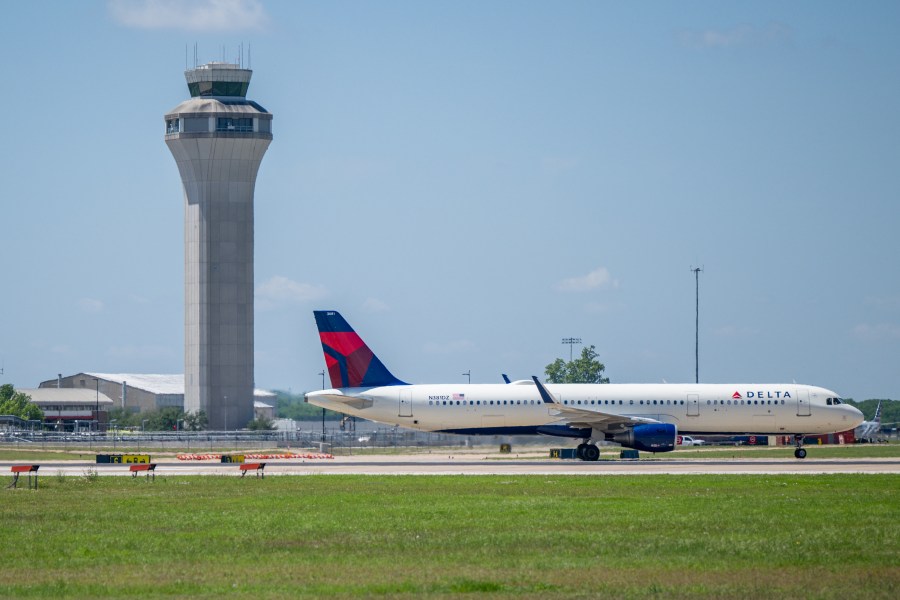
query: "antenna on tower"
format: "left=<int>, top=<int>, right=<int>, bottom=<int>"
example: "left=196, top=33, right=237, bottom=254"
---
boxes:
left=248, top=43, right=252, bottom=69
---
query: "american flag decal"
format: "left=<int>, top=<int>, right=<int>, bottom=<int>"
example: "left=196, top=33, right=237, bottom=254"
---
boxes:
left=453, top=393, right=466, bottom=400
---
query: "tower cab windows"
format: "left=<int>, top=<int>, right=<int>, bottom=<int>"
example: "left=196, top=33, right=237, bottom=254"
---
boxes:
left=188, top=80, right=250, bottom=97
left=216, top=117, right=253, bottom=132
left=166, top=118, right=180, bottom=134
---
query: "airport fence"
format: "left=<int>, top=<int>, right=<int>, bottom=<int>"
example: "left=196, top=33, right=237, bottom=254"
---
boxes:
left=0, top=425, right=541, bottom=455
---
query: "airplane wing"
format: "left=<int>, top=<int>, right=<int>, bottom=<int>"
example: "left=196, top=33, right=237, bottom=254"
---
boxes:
left=531, top=376, right=659, bottom=432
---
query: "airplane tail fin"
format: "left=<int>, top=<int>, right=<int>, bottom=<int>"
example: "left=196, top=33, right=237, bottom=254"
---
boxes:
left=313, top=311, right=406, bottom=388
left=874, top=399, right=883, bottom=424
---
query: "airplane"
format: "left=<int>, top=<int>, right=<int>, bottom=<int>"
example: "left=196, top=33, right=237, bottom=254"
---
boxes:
left=854, top=399, right=884, bottom=442
left=305, top=311, right=864, bottom=461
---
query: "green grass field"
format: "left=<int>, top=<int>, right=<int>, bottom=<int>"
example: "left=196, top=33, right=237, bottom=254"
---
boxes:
left=1, top=474, right=898, bottom=598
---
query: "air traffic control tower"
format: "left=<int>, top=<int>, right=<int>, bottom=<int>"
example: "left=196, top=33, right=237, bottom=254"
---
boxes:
left=164, top=62, right=272, bottom=430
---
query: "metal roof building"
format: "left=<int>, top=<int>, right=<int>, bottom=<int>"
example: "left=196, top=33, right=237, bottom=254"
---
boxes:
left=38, top=373, right=277, bottom=427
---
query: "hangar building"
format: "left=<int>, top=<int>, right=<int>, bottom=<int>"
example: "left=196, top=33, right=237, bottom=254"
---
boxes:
left=39, top=373, right=275, bottom=427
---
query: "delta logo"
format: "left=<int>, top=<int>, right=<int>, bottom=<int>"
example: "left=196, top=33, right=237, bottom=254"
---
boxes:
left=733, top=390, right=792, bottom=399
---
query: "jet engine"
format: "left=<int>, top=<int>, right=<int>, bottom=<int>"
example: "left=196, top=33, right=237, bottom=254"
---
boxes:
left=612, top=423, right=677, bottom=453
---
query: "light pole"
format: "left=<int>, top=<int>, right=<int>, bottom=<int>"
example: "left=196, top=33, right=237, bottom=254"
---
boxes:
left=562, top=338, right=582, bottom=362
left=462, top=370, right=471, bottom=384
left=690, top=266, right=703, bottom=384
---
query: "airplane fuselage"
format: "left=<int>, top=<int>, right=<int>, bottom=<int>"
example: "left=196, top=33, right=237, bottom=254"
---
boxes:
left=306, top=381, right=862, bottom=437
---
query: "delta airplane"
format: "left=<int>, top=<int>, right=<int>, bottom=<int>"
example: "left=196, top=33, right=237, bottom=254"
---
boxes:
left=305, top=311, right=864, bottom=460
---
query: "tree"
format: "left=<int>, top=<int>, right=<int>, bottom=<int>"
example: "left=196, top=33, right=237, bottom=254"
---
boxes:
left=183, top=410, right=208, bottom=431
left=144, top=406, right=184, bottom=431
left=0, top=384, right=43, bottom=420
left=544, top=345, right=610, bottom=384
left=247, top=417, right=275, bottom=431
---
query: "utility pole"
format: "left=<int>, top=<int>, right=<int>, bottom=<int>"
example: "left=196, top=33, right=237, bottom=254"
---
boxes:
left=690, top=266, right=703, bottom=384
left=561, top=338, right=582, bottom=362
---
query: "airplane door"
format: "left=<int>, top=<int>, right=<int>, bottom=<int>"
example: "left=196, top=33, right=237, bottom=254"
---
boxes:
left=796, top=389, right=810, bottom=417
left=687, top=394, right=700, bottom=417
left=399, top=390, right=413, bottom=417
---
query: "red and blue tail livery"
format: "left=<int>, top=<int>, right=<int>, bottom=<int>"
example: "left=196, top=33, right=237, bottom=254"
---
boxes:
left=314, top=311, right=406, bottom=389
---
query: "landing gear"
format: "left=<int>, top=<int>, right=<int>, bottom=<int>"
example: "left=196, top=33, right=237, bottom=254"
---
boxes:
left=793, top=434, right=807, bottom=459
left=576, top=442, right=600, bottom=461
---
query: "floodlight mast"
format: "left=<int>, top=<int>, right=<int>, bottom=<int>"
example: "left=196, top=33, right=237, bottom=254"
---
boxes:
left=562, top=337, right=582, bottom=362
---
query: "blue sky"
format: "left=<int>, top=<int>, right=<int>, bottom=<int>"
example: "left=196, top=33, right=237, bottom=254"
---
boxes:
left=1, top=1, right=898, bottom=400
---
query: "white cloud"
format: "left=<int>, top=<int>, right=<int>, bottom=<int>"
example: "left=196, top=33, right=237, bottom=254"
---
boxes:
left=256, top=276, right=327, bottom=311
left=851, top=323, right=900, bottom=342
left=678, top=22, right=792, bottom=50
left=422, top=340, right=476, bottom=355
left=362, top=297, right=390, bottom=313
left=79, top=298, right=105, bottom=313
left=554, top=267, right=617, bottom=292
left=108, top=0, right=269, bottom=32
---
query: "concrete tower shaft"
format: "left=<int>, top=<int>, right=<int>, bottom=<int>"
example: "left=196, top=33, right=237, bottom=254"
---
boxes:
left=164, top=62, right=272, bottom=430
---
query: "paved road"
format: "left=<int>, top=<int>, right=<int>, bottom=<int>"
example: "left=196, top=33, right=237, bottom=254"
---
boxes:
left=6, top=456, right=900, bottom=477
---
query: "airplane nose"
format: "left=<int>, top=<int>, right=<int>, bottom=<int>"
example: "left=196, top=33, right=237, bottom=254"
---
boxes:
left=849, top=405, right=864, bottom=426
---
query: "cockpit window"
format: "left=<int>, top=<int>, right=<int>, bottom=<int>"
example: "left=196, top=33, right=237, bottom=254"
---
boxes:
left=826, top=398, right=833, bottom=405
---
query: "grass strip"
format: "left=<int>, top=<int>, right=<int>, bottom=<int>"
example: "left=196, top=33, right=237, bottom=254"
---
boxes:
left=1, top=474, right=898, bottom=598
